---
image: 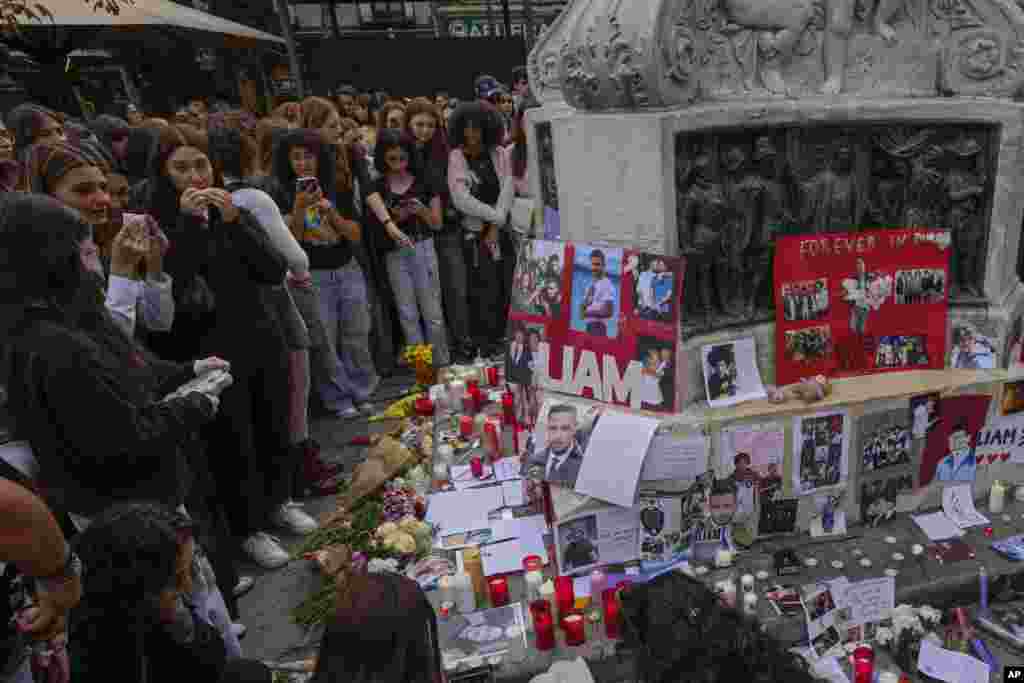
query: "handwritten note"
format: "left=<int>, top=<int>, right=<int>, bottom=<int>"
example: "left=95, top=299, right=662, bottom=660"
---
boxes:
left=845, top=577, right=894, bottom=626
left=641, top=433, right=710, bottom=482
left=942, top=484, right=990, bottom=529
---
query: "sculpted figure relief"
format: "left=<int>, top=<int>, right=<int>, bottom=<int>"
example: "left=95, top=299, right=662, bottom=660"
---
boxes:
left=675, top=124, right=995, bottom=336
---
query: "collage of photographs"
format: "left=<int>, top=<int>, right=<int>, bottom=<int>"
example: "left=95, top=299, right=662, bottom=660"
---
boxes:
left=773, top=229, right=949, bottom=385
left=505, top=239, right=683, bottom=425
left=856, top=407, right=917, bottom=527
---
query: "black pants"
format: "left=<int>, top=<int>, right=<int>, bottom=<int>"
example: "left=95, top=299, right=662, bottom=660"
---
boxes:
left=465, top=230, right=516, bottom=350
left=202, top=346, right=293, bottom=539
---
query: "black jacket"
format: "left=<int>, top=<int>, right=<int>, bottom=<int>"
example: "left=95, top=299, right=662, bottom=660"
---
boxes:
left=5, top=310, right=215, bottom=517
left=147, top=206, right=288, bottom=365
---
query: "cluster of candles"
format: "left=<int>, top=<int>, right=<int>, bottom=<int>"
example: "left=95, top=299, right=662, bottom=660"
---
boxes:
left=526, top=571, right=624, bottom=650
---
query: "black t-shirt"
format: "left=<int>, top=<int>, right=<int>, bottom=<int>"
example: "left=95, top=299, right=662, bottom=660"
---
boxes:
left=254, top=176, right=354, bottom=271
left=466, top=152, right=500, bottom=207
left=372, top=176, right=437, bottom=254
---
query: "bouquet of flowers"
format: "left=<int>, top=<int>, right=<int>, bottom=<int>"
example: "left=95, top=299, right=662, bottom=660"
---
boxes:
left=874, top=604, right=943, bottom=674
left=403, top=344, right=435, bottom=387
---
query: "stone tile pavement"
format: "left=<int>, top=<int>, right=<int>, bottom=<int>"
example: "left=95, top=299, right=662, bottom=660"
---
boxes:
left=236, top=370, right=417, bottom=664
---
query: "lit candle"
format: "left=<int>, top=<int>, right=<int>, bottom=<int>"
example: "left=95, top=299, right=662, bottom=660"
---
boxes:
left=484, top=420, right=501, bottom=457
left=415, top=397, right=435, bottom=417
left=602, top=588, right=621, bottom=639
left=475, top=359, right=489, bottom=386
left=474, top=413, right=488, bottom=435
left=555, top=576, right=575, bottom=618
left=539, top=579, right=555, bottom=613
left=852, top=645, right=874, bottom=683
left=466, top=379, right=479, bottom=394
left=487, top=366, right=499, bottom=386
left=741, top=574, right=755, bottom=593
left=488, top=576, right=510, bottom=607
left=531, top=601, right=555, bottom=651
left=990, top=480, right=1007, bottom=514
left=459, top=415, right=474, bottom=438
left=562, top=613, right=586, bottom=646
left=470, top=455, right=484, bottom=479
left=502, top=391, right=515, bottom=425
left=743, top=591, right=758, bottom=616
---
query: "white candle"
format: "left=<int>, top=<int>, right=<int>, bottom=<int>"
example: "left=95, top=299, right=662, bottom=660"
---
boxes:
left=590, top=569, right=607, bottom=598
left=743, top=591, right=758, bottom=615
left=741, top=574, right=755, bottom=593
left=990, top=480, right=1007, bottom=514
left=714, top=548, right=734, bottom=568
left=476, top=359, right=489, bottom=386
left=449, top=380, right=466, bottom=403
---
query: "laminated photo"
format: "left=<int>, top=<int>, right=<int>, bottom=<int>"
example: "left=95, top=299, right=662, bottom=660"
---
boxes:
left=701, top=337, right=767, bottom=408
left=793, top=410, right=850, bottom=495
left=554, top=505, right=641, bottom=576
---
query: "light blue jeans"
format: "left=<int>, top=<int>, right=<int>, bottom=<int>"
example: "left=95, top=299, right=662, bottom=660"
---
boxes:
left=311, top=261, right=378, bottom=412
left=384, top=238, right=450, bottom=366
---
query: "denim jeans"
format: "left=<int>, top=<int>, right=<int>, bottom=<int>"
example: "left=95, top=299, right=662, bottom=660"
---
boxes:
left=311, top=261, right=378, bottom=412
left=384, top=238, right=450, bottom=366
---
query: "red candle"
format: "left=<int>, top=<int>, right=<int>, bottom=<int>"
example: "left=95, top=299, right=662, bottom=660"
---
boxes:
left=472, top=387, right=485, bottom=412
left=415, top=397, right=434, bottom=416
left=462, top=394, right=476, bottom=416
left=522, top=555, right=544, bottom=573
left=459, top=415, right=474, bottom=438
left=530, top=600, right=555, bottom=651
left=484, top=420, right=499, bottom=450
left=502, top=391, right=515, bottom=425
left=470, top=455, right=484, bottom=478
left=562, top=613, right=586, bottom=646
left=467, top=379, right=479, bottom=393
left=602, top=588, right=621, bottom=639
left=555, top=576, right=575, bottom=618
left=488, top=576, right=510, bottom=607
left=487, top=366, right=499, bottom=386
left=852, top=646, right=874, bottom=683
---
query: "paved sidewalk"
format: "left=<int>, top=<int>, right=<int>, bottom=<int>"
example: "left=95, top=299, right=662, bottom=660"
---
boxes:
left=236, top=370, right=416, bottom=664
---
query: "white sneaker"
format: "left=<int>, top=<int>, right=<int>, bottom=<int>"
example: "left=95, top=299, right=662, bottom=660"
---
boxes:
left=242, top=532, right=290, bottom=569
left=273, top=500, right=319, bottom=535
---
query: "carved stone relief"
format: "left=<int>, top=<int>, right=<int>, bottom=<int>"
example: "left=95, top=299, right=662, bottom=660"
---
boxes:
left=528, top=0, right=1024, bottom=110
left=536, top=122, right=559, bottom=211
left=676, top=123, right=997, bottom=337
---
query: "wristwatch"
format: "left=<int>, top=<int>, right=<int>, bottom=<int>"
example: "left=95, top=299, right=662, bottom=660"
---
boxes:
left=34, top=543, right=83, bottom=592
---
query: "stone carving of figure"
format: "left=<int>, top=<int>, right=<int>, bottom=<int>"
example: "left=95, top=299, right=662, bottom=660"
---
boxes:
left=904, top=146, right=946, bottom=229
left=945, top=137, right=986, bottom=297
left=678, top=151, right=727, bottom=327
left=721, top=143, right=761, bottom=316
left=718, top=0, right=818, bottom=94
left=867, top=152, right=908, bottom=228
left=799, top=137, right=863, bottom=233
left=745, top=136, right=793, bottom=316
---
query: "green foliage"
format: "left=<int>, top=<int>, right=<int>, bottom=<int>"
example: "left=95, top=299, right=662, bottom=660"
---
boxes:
left=0, top=0, right=134, bottom=31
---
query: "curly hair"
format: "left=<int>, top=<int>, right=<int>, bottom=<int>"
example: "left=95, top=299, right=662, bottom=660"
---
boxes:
left=620, top=572, right=817, bottom=683
left=270, top=127, right=338, bottom=212
left=448, top=102, right=503, bottom=150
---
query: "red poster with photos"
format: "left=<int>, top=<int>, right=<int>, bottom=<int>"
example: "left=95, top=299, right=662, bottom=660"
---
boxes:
left=506, top=240, right=685, bottom=425
left=773, top=228, right=950, bottom=385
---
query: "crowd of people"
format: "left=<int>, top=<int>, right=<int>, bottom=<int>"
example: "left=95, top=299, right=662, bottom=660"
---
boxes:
left=0, top=67, right=828, bottom=683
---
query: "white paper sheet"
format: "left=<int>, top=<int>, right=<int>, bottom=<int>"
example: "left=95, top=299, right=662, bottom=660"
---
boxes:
left=640, top=432, right=709, bottom=482
left=912, top=511, right=966, bottom=541
left=426, top=487, right=505, bottom=535
left=450, top=464, right=495, bottom=489
left=845, top=577, right=894, bottom=626
left=917, top=639, right=990, bottom=683
left=479, top=516, right=549, bottom=576
left=493, top=458, right=522, bottom=481
left=701, top=337, right=767, bottom=408
left=502, top=480, right=526, bottom=507
left=575, top=412, right=660, bottom=507
left=942, top=484, right=990, bottom=529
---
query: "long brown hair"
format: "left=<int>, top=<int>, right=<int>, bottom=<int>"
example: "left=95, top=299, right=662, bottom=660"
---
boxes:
left=403, top=97, right=449, bottom=174
left=255, top=117, right=291, bottom=176
left=300, top=96, right=353, bottom=193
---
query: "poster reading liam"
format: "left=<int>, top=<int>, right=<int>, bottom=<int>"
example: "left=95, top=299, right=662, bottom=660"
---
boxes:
left=507, top=240, right=684, bottom=425
left=773, top=229, right=950, bottom=385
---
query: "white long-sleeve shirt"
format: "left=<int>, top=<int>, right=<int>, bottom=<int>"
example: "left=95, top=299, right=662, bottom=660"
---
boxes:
left=225, top=181, right=310, bottom=278
left=105, top=273, right=175, bottom=337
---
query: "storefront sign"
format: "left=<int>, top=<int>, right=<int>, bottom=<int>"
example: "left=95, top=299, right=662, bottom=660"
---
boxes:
left=773, top=228, right=950, bottom=385
left=448, top=19, right=547, bottom=38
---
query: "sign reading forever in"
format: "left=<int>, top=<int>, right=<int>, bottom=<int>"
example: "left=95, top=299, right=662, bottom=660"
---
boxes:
left=773, top=228, right=950, bottom=385
left=505, top=240, right=685, bottom=413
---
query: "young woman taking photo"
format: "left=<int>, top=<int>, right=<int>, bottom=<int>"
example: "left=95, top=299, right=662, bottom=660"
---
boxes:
left=364, top=129, right=450, bottom=367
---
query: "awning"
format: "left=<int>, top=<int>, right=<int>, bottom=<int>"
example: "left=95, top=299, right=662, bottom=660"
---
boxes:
left=21, top=0, right=285, bottom=45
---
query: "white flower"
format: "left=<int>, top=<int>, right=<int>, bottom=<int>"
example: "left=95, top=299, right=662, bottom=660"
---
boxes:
left=918, top=606, right=941, bottom=625
left=875, top=627, right=894, bottom=646
left=368, top=558, right=401, bottom=574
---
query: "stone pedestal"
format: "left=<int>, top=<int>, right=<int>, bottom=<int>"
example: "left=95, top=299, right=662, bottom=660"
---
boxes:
left=526, top=0, right=1024, bottom=407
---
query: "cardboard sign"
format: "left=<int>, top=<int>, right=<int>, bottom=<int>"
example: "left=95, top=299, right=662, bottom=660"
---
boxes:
left=506, top=240, right=685, bottom=412
left=773, top=229, right=950, bottom=385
